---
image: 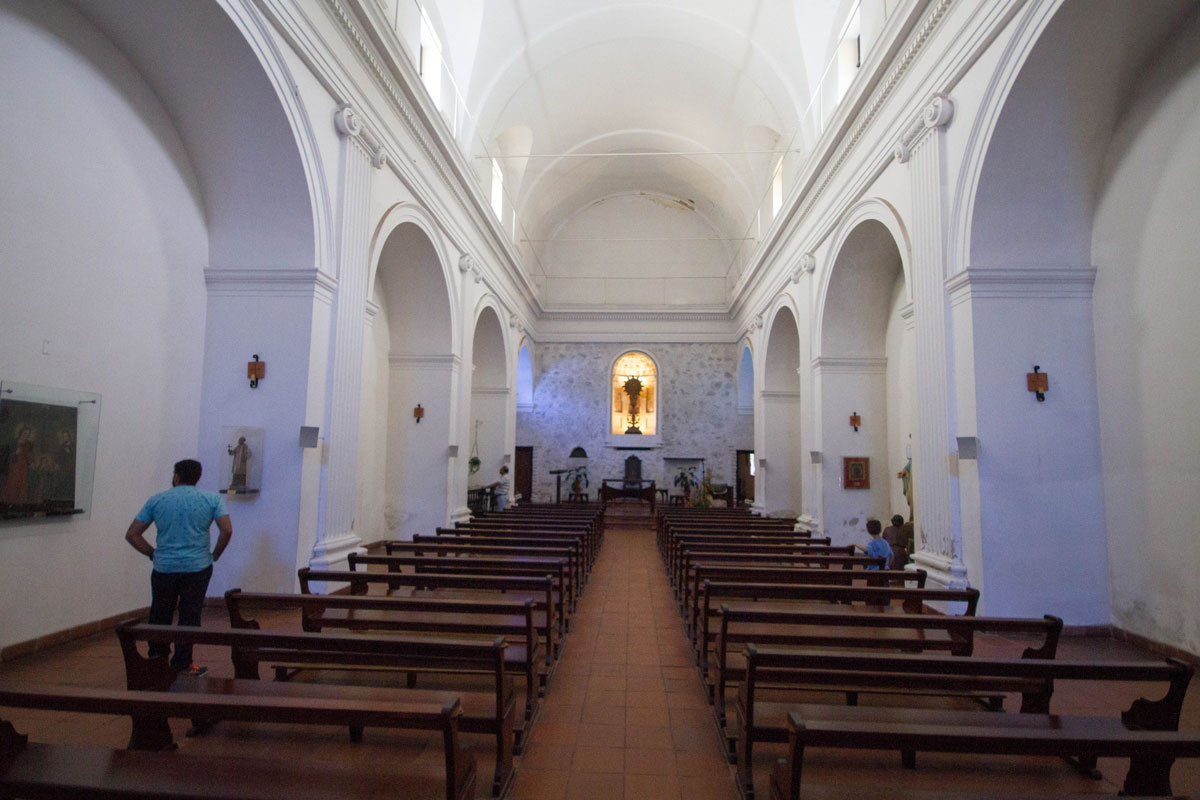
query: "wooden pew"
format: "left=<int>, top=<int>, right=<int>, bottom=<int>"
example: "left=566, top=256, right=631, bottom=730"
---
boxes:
left=659, top=519, right=804, bottom=556
left=694, top=579, right=962, bottom=674
left=673, top=543, right=855, bottom=598
left=457, top=520, right=599, bottom=567
left=668, top=536, right=834, bottom=586
left=349, top=550, right=577, bottom=613
left=682, top=565, right=922, bottom=646
left=432, top=527, right=594, bottom=572
left=300, top=567, right=567, bottom=643
left=118, top=621, right=516, bottom=796
left=0, top=681, right=474, bottom=800
left=711, top=607, right=1063, bottom=753
left=755, top=653, right=1199, bottom=800
left=666, top=533, right=827, bottom=577
left=406, top=535, right=586, bottom=591
left=224, top=589, right=546, bottom=728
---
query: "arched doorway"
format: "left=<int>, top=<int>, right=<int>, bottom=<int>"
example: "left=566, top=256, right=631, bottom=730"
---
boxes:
left=961, top=0, right=1197, bottom=626
left=366, top=219, right=454, bottom=542
left=760, top=306, right=803, bottom=515
left=468, top=306, right=509, bottom=498
left=817, top=218, right=913, bottom=546
left=736, top=344, right=756, bottom=506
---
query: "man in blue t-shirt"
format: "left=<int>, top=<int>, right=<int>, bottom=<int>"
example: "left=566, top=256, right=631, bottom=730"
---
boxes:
left=124, top=459, right=233, bottom=674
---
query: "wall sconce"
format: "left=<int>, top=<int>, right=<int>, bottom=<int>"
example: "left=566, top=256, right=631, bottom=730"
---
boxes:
left=810, top=450, right=822, bottom=464
left=413, top=404, right=425, bottom=423
left=1027, top=366, right=1048, bottom=402
left=849, top=412, right=861, bottom=432
left=247, top=354, right=265, bottom=389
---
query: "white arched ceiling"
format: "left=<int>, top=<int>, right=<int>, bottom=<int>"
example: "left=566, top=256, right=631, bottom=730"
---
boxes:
left=516, top=344, right=534, bottom=409
left=70, top=0, right=316, bottom=270
left=444, top=2, right=826, bottom=303
left=764, top=306, right=800, bottom=392
left=820, top=219, right=903, bottom=358
left=738, top=345, right=755, bottom=412
left=968, top=0, right=1194, bottom=269
left=471, top=305, right=508, bottom=388
left=375, top=222, right=453, bottom=355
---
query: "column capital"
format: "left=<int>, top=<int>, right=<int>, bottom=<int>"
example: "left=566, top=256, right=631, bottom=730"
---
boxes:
left=894, top=93, right=954, bottom=163
left=791, top=253, right=816, bottom=282
left=334, top=105, right=387, bottom=169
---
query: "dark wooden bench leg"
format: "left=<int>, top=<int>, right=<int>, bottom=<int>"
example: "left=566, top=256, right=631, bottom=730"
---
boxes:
left=1063, top=752, right=1102, bottom=780
left=407, top=671, right=418, bottom=689
left=1124, top=752, right=1175, bottom=796
left=185, top=718, right=215, bottom=738
left=901, top=749, right=916, bottom=769
left=349, top=725, right=363, bottom=743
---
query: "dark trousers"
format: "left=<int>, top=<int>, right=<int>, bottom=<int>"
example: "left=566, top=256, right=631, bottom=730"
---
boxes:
left=148, top=565, right=213, bottom=669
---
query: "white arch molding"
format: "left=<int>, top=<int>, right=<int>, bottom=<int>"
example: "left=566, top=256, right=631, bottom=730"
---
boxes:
left=812, top=197, right=912, bottom=360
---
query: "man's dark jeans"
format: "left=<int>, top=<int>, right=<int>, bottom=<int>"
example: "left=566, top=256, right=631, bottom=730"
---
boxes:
left=148, top=564, right=213, bottom=669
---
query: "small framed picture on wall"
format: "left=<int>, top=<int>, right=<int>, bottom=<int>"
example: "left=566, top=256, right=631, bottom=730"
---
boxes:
left=843, top=456, right=869, bottom=489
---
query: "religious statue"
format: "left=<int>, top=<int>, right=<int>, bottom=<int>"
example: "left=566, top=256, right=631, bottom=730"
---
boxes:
left=228, top=436, right=251, bottom=491
left=623, top=376, right=643, bottom=434
left=897, top=456, right=913, bottom=520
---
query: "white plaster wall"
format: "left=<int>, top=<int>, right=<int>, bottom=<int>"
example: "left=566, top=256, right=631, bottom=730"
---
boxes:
left=884, top=281, right=915, bottom=517
left=819, top=369, right=889, bottom=547
left=969, top=294, right=1109, bottom=622
left=1093, top=12, right=1200, bottom=653
left=542, top=194, right=730, bottom=307
left=386, top=365, right=453, bottom=540
left=516, top=343, right=745, bottom=502
left=0, top=0, right=208, bottom=647
left=354, top=298, right=391, bottom=546
left=197, top=292, right=317, bottom=596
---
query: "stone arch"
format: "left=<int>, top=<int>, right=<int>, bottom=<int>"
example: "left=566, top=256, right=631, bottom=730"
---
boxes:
left=760, top=304, right=802, bottom=515
left=469, top=303, right=510, bottom=488
left=364, top=218, right=456, bottom=543
left=952, top=0, right=1200, bottom=632
left=816, top=217, right=912, bottom=545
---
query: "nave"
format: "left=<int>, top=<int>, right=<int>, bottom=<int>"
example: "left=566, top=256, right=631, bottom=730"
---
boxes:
left=2, top=513, right=1200, bottom=799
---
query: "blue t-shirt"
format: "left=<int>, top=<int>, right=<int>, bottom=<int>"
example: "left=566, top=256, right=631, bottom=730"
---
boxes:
left=865, top=536, right=892, bottom=570
left=135, top=485, right=227, bottom=573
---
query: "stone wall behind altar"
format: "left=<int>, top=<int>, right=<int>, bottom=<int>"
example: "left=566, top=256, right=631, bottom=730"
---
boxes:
left=516, top=342, right=754, bottom=504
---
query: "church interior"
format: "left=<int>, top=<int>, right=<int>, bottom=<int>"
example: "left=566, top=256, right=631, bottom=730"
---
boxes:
left=3, top=0, right=1200, bottom=797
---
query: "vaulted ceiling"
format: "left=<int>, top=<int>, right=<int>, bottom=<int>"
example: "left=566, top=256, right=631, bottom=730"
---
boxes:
left=429, top=1, right=854, bottom=308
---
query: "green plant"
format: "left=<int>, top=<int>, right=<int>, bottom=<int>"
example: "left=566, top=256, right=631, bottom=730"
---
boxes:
left=468, top=455, right=481, bottom=474
left=565, top=465, right=589, bottom=493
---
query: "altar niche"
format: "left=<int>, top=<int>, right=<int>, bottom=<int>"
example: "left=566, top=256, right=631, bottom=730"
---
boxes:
left=611, top=351, right=657, bottom=436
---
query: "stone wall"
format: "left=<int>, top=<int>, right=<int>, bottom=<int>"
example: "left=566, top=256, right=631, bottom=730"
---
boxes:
left=516, top=343, right=754, bottom=503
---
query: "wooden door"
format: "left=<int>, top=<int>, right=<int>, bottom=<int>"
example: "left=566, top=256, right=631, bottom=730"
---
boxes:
left=515, top=446, right=533, bottom=504
left=736, top=450, right=755, bottom=506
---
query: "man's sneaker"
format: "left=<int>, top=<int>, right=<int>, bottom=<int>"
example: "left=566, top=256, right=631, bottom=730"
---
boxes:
left=177, top=664, right=208, bottom=677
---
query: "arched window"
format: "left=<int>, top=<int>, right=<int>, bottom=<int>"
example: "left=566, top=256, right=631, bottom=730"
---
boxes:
left=611, top=351, right=657, bottom=435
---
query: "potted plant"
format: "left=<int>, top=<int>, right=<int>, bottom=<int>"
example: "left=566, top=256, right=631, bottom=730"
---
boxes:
left=673, top=466, right=697, bottom=501
left=468, top=455, right=481, bottom=474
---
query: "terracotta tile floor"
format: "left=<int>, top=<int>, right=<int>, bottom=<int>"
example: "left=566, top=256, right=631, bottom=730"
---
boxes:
left=2, top=515, right=1200, bottom=800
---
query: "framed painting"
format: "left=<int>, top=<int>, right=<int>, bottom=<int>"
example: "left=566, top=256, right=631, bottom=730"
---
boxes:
left=843, top=456, right=869, bottom=490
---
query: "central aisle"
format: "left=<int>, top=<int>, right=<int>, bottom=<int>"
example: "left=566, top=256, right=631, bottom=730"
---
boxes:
left=508, top=517, right=737, bottom=800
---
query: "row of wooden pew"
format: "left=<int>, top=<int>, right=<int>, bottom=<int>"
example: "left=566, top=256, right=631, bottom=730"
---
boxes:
left=0, top=502, right=604, bottom=800
left=656, top=505, right=1200, bottom=800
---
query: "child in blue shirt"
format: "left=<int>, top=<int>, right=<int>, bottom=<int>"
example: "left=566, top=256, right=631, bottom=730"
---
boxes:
left=864, top=518, right=892, bottom=570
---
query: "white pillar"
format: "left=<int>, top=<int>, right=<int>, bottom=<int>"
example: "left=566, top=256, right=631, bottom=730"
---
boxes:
left=893, top=94, right=968, bottom=589
left=310, top=106, right=386, bottom=570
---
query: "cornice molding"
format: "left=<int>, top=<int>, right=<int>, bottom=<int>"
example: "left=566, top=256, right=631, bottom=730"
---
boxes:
left=470, top=386, right=510, bottom=396
left=732, top=0, right=953, bottom=313
left=946, top=267, right=1097, bottom=306
left=760, top=389, right=803, bottom=400
left=812, top=356, right=889, bottom=375
left=538, top=309, right=730, bottom=324
left=388, top=353, right=462, bottom=370
left=205, top=268, right=337, bottom=302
